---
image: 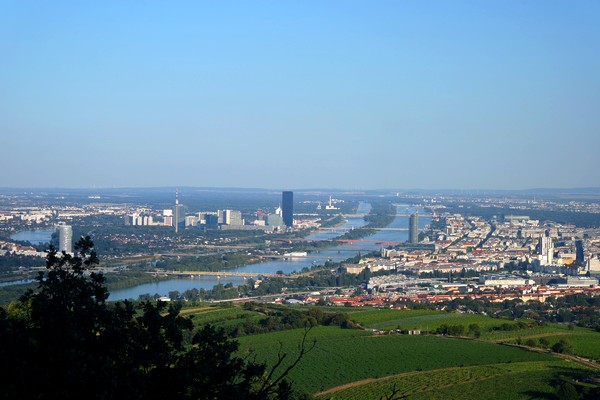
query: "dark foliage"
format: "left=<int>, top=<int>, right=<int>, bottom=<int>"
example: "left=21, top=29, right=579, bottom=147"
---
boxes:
left=0, top=237, right=306, bottom=400
left=0, top=252, right=46, bottom=272
left=551, top=339, right=575, bottom=355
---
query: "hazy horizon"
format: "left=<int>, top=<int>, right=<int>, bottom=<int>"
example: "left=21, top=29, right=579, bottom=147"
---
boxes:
left=1, top=185, right=599, bottom=194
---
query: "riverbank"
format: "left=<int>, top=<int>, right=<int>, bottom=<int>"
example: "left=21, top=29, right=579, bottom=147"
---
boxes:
left=317, top=215, right=346, bottom=228
left=104, top=270, right=171, bottom=291
left=0, top=269, right=173, bottom=306
left=335, top=202, right=396, bottom=241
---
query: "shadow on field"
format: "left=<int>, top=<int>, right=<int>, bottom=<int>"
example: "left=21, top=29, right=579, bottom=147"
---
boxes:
left=548, top=365, right=593, bottom=385
left=522, top=390, right=555, bottom=400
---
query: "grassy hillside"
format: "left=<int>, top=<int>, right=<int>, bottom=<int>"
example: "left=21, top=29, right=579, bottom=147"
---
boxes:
left=318, top=360, right=596, bottom=400
left=179, top=303, right=600, bottom=397
left=345, top=307, right=600, bottom=360
left=236, top=326, right=555, bottom=394
left=348, top=309, right=498, bottom=331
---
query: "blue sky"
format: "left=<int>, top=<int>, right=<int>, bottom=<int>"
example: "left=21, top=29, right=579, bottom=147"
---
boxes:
left=1, top=1, right=599, bottom=190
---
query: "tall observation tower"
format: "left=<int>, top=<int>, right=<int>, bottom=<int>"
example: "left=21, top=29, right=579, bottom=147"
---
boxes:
left=175, top=188, right=179, bottom=233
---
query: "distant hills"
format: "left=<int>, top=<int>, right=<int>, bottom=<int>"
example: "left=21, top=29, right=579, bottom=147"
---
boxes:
left=1, top=186, right=599, bottom=198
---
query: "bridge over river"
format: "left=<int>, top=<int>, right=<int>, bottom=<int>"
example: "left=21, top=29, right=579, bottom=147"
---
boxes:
left=149, top=270, right=285, bottom=279
left=342, top=213, right=432, bottom=218
left=322, top=227, right=409, bottom=231
left=261, top=254, right=348, bottom=260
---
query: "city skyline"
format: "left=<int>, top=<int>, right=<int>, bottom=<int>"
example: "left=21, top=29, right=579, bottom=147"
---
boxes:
left=1, top=2, right=599, bottom=190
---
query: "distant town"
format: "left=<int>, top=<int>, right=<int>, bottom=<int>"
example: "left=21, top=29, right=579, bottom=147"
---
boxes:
left=1, top=187, right=599, bottom=307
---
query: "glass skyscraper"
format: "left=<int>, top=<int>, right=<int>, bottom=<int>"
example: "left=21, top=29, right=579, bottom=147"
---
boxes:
left=282, top=191, right=293, bottom=227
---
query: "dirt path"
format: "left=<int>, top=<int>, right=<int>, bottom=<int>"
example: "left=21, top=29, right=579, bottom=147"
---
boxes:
left=179, top=307, right=217, bottom=315
left=315, top=364, right=502, bottom=397
left=498, top=342, right=600, bottom=371
left=314, top=364, right=516, bottom=397
left=493, top=331, right=569, bottom=343
left=315, top=369, right=425, bottom=397
left=558, top=353, right=600, bottom=370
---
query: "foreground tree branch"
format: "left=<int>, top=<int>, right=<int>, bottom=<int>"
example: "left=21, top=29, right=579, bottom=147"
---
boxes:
left=254, top=324, right=317, bottom=398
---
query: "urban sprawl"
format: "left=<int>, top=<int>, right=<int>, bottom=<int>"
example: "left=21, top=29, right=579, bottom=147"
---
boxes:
left=1, top=190, right=600, bottom=308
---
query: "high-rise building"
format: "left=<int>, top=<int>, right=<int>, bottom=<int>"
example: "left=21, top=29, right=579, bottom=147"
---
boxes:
left=174, top=204, right=185, bottom=229
left=163, top=209, right=173, bottom=227
left=223, top=210, right=243, bottom=226
left=58, top=224, right=73, bottom=253
left=205, top=214, right=219, bottom=229
left=539, top=233, right=554, bottom=265
left=409, top=212, right=419, bottom=244
left=185, top=216, right=198, bottom=227
left=266, top=213, right=284, bottom=227
left=282, top=191, right=293, bottom=227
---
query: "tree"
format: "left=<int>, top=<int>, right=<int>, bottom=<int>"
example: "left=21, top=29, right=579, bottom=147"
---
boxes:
left=552, top=339, right=575, bottom=355
left=468, top=323, right=481, bottom=338
left=449, top=325, right=464, bottom=336
left=379, top=383, right=408, bottom=400
left=556, top=381, right=581, bottom=400
left=525, top=339, right=537, bottom=348
left=0, top=237, right=306, bottom=400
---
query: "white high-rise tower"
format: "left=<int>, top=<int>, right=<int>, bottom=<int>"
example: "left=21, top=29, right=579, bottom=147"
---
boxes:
left=58, top=225, right=73, bottom=253
left=539, top=234, right=554, bottom=265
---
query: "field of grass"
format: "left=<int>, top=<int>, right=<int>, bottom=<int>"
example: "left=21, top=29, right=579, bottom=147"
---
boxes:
left=185, top=306, right=256, bottom=325
left=348, top=308, right=509, bottom=331
left=347, top=308, right=600, bottom=359
left=480, top=323, right=569, bottom=341
left=552, top=330, right=600, bottom=360
left=176, top=304, right=600, bottom=396
left=236, top=326, right=556, bottom=394
left=184, top=304, right=600, bottom=361
left=177, top=304, right=265, bottom=334
left=320, top=360, right=596, bottom=400
left=386, top=313, right=494, bottom=331
left=348, top=309, right=440, bottom=326
left=500, top=326, right=600, bottom=360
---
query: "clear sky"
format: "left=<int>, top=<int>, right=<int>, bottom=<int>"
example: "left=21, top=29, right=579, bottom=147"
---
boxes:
left=1, top=1, right=599, bottom=190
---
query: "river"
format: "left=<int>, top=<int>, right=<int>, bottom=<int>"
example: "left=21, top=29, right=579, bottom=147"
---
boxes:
left=108, top=203, right=430, bottom=300
left=10, top=228, right=55, bottom=244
